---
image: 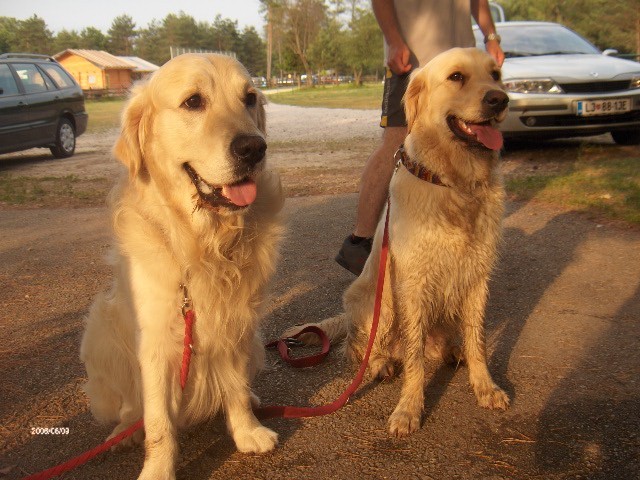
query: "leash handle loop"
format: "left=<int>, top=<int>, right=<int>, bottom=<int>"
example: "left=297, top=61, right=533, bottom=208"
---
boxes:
left=266, top=325, right=331, bottom=368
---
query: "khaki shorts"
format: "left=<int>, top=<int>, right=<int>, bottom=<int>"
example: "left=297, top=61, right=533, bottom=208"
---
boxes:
left=380, top=67, right=412, bottom=128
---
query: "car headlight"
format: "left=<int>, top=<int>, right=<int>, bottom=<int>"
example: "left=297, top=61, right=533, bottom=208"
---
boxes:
left=503, top=79, right=564, bottom=94
left=631, top=75, right=640, bottom=89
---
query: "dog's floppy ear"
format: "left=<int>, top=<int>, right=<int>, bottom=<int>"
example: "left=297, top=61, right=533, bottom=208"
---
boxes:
left=256, top=90, right=267, bottom=135
left=403, top=70, right=427, bottom=134
left=113, top=82, right=151, bottom=180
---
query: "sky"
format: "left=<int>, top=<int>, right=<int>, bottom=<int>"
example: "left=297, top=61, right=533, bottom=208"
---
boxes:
left=0, top=0, right=265, bottom=34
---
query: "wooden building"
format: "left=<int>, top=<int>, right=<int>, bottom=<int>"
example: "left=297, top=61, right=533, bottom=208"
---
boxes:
left=54, top=49, right=158, bottom=94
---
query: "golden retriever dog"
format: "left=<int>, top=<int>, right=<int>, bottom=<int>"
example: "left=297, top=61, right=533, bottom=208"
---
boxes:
left=284, top=48, right=510, bottom=437
left=80, top=53, right=283, bottom=479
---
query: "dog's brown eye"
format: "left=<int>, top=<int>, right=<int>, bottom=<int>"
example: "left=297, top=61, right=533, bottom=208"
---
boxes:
left=183, top=94, right=203, bottom=110
left=448, top=72, right=464, bottom=82
left=491, top=71, right=501, bottom=81
left=245, top=92, right=257, bottom=107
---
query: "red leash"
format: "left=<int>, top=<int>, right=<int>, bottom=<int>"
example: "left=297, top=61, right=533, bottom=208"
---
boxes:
left=24, top=201, right=391, bottom=478
left=255, top=199, right=390, bottom=420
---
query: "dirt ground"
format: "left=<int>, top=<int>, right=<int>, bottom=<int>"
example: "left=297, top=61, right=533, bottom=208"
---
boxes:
left=0, top=104, right=638, bottom=479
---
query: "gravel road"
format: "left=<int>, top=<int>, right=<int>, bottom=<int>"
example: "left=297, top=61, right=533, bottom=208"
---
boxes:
left=0, top=104, right=638, bottom=480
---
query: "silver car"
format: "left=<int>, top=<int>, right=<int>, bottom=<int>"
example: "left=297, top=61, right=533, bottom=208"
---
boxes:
left=473, top=22, right=640, bottom=145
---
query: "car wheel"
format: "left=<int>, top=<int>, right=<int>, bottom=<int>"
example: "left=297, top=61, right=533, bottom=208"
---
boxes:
left=50, top=118, right=76, bottom=158
left=611, top=129, right=640, bottom=146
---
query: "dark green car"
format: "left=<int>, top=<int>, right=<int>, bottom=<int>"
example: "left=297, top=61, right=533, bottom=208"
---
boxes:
left=0, top=53, right=88, bottom=158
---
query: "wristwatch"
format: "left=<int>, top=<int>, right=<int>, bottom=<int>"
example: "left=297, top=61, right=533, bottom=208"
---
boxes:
left=484, top=32, right=501, bottom=44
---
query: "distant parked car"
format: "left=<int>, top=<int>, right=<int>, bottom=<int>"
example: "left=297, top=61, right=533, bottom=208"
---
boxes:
left=252, top=76, right=267, bottom=88
left=0, top=53, right=88, bottom=157
left=473, top=22, right=640, bottom=144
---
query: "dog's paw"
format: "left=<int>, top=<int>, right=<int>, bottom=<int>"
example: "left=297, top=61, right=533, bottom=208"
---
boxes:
left=137, top=462, right=175, bottom=480
left=107, top=423, right=144, bottom=451
left=388, top=408, right=422, bottom=438
left=370, top=357, right=396, bottom=380
left=475, top=384, right=510, bottom=410
left=234, top=425, right=278, bottom=453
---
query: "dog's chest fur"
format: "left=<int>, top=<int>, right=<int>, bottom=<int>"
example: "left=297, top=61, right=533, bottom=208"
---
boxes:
left=388, top=163, right=504, bottom=315
left=113, top=181, right=282, bottom=426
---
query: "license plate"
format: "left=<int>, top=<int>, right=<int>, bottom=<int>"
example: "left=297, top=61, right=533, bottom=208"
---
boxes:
left=576, top=98, right=631, bottom=116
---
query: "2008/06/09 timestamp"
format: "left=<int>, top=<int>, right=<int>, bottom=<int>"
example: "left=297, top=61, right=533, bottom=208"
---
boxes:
left=31, top=427, right=70, bottom=435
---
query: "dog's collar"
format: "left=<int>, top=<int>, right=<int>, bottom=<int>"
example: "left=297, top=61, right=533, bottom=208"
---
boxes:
left=394, top=145, right=448, bottom=187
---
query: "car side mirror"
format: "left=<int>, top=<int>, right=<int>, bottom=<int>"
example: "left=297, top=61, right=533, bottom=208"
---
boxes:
left=602, top=49, right=619, bottom=56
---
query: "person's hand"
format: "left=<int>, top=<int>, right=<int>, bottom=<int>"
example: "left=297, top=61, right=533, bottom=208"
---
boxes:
left=486, top=41, right=505, bottom=67
left=387, top=40, right=412, bottom=75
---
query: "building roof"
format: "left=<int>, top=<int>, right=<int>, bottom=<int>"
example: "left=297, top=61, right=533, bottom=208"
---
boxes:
left=54, top=49, right=134, bottom=69
left=118, top=56, right=160, bottom=73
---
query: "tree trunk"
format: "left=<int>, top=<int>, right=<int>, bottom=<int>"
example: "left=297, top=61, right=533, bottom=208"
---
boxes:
left=353, top=67, right=363, bottom=86
left=267, top=6, right=273, bottom=84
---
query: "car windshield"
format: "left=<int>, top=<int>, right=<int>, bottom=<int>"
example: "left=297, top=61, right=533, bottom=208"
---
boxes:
left=474, top=24, right=601, bottom=57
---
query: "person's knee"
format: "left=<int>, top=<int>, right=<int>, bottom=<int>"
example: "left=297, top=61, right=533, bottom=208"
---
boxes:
left=382, top=126, right=407, bottom=146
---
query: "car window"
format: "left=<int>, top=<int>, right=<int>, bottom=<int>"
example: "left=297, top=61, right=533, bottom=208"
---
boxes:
left=40, top=64, right=76, bottom=88
left=474, top=24, right=600, bottom=57
left=13, top=63, right=50, bottom=93
left=36, top=65, right=57, bottom=90
left=0, top=64, right=20, bottom=96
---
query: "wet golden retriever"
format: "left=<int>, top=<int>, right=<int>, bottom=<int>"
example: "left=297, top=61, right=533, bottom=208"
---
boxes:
left=285, top=48, right=510, bottom=437
left=80, top=54, right=283, bottom=479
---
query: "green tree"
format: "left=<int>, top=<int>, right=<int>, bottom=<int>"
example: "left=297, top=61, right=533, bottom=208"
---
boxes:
left=53, top=29, right=82, bottom=53
left=162, top=12, right=201, bottom=53
left=238, top=26, right=267, bottom=76
left=136, top=20, right=167, bottom=65
left=80, top=27, right=108, bottom=50
left=259, top=0, right=288, bottom=83
left=0, top=17, right=19, bottom=53
left=284, top=0, right=327, bottom=85
left=209, top=15, right=241, bottom=52
left=108, top=14, right=137, bottom=55
left=13, top=15, right=52, bottom=54
left=309, top=17, right=347, bottom=79
left=344, top=7, right=382, bottom=85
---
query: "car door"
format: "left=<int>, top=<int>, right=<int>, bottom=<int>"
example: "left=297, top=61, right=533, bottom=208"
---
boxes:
left=12, top=63, right=60, bottom=146
left=0, top=63, right=30, bottom=153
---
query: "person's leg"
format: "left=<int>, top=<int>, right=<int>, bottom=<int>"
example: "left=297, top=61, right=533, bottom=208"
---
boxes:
left=336, top=68, right=409, bottom=276
left=353, top=126, right=407, bottom=238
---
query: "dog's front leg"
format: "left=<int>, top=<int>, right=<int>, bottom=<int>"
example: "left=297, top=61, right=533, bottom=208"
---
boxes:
left=461, top=283, right=510, bottom=410
left=136, top=329, right=182, bottom=480
left=388, top=293, right=426, bottom=437
left=130, top=269, right=183, bottom=480
left=221, top=355, right=278, bottom=453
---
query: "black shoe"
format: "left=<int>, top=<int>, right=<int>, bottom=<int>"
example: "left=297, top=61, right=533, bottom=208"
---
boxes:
left=335, top=235, right=373, bottom=275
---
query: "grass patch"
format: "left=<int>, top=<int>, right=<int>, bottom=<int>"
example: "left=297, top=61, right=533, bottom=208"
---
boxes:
left=506, top=147, right=640, bottom=225
left=268, top=83, right=383, bottom=109
left=85, top=98, right=125, bottom=134
left=0, top=174, right=110, bottom=207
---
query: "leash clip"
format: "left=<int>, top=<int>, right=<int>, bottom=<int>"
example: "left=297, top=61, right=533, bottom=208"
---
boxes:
left=180, top=283, right=192, bottom=316
left=393, top=145, right=404, bottom=174
left=283, top=337, right=303, bottom=347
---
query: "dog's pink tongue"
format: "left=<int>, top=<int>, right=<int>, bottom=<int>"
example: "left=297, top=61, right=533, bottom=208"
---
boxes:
left=469, top=124, right=504, bottom=151
left=222, top=180, right=257, bottom=206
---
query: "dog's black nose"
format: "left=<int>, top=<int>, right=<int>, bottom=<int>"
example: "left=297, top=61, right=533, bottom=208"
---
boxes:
left=483, top=90, right=509, bottom=114
left=230, top=134, right=267, bottom=166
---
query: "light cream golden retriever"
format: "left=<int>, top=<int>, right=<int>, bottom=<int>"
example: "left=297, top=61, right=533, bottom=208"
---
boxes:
left=285, top=48, right=510, bottom=437
left=80, top=54, right=283, bottom=480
